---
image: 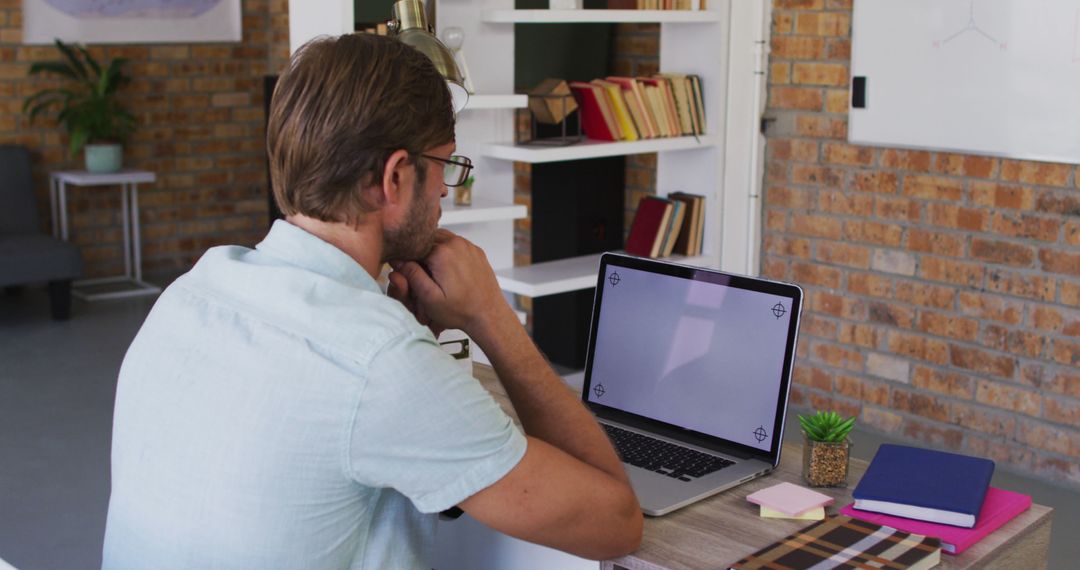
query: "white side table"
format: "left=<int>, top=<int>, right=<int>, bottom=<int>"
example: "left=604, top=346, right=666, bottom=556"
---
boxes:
left=49, top=170, right=162, bottom=300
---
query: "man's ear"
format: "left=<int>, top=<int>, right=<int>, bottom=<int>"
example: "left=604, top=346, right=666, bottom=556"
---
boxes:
left=380, top=149, right=413, bottom=208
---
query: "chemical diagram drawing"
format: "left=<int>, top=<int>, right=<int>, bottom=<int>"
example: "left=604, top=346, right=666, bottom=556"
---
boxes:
left=934, top=0, right=1007, bottom=50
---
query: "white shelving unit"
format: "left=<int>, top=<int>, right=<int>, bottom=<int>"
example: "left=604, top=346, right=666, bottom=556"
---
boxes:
left=477, top=5, right=736, bottom=305
left=462, top=94, right=528, bottom=110
left=481, top=135, right=716, bottom=163
left=439, top=197, right=526, bottom=226
left=496, top=252, right=715, bottom=297
left=286, top=1, right=763, bottom=302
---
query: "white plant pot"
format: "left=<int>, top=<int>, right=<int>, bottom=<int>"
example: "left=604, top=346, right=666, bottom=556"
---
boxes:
left=84, top=143, right=123, bottom=173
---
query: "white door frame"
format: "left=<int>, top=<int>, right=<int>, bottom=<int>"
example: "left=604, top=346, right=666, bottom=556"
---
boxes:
left=720, top=0, right=772, bottom=276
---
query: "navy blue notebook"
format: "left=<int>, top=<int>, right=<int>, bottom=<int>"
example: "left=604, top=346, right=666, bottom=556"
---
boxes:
left=852, top=444, right=994, bottom=528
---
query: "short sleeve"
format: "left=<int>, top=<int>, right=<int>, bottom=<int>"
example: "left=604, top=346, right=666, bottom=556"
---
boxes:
left=347, top=329, right=527, bottom=513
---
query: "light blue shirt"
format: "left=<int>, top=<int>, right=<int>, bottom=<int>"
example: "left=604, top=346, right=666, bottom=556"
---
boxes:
left=103, top=220, right=526, bottom=569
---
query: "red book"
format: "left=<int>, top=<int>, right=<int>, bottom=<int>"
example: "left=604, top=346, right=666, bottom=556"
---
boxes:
left=667, top=192, right=702, bottom=256
left=839, top=487, right=1032, bottom=555
left=625, top=197, right=673, bottom=258
left=569, top=82, right=618, bottom=141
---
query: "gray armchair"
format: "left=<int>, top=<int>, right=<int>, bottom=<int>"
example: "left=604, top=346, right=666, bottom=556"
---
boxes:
left=0, top=145, right=82, bottom=320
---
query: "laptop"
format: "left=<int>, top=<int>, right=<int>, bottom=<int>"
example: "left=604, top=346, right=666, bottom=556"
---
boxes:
left=582, top=253, right=803, bottom=516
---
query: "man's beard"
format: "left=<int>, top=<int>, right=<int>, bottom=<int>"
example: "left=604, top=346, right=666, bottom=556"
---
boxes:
left=382, top=177, right=438, bottom=262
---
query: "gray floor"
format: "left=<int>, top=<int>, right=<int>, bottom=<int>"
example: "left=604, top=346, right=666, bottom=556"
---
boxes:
left=1, top=288, right=157, bottom=570
left=1, top=287, right=1078, bottom=569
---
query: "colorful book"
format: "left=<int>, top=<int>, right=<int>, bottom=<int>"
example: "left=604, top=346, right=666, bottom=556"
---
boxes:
left=680, top=75, right=700, bottom=135
left=668, top=192, right=703, bottom=256
left=623, top=88, right=654, bottom=139
left=746, top=481, right=834, bottom=516
left=657, top=198, right=684, bottom=258
left=606, top=76, right=657, bottom=139
left=629, top=76, right=661, bottom=138
left=729, top=516, right=941, bottom=570
left=569, top=82, right=618, bottom=141
left=592, top=80, right=639, bottom=141
left=658, top=73, right=695, bottom=135
left=853, top=444, right=995, bottom=528
left=840, top=487, right=1032, bottom=555
left=640, top=81, right=672, bottom=137
left=689, top=74, right=706, bottom=134
left=652, top=77, right=682, bottom=136
left=625, top=196, right=673, bottom=258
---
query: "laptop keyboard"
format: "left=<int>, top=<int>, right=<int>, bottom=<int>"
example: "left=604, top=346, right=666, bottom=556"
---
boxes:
left=602, top=424, right=735, bottom=482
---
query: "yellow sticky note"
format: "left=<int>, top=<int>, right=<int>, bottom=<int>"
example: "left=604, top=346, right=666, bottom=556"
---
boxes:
left=760, top=506, right=825, bottom=520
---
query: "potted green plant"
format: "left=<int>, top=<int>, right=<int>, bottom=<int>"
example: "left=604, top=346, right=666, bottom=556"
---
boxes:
left=798, top=410, right=855, bottom=488
left=23, top=39, right=136, bottom=173
left=454, top=174, right=475, bottom=206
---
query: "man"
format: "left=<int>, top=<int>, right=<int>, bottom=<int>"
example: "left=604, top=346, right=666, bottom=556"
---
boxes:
left=103, top=33, right=642, bottom=568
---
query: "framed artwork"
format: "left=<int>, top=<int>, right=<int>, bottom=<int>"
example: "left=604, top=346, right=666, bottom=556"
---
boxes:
left=22, top=0, right=242, bottom=44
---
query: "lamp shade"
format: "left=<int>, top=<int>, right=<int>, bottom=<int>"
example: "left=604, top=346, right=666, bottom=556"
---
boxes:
left=390, top=0, right=469, bottom=113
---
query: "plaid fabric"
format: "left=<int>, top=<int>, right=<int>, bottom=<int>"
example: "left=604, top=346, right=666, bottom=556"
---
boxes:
left=730, top=515, right=942, bottom=570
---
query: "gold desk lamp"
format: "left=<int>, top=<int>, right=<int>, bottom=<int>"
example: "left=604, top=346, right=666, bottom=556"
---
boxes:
left=387, top=0, right=469, bottom=113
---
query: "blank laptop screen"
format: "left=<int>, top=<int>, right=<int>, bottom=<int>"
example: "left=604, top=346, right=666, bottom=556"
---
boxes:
left=585, top=264, right=796, bottom=452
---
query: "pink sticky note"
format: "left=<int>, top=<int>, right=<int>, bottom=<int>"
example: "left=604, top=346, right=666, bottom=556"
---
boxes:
left=746, top=482, right=835, bottom=516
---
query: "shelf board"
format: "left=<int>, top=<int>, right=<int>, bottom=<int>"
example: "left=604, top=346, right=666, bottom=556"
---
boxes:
left=463, top=94, right=528, bottom=110
left=496, top=252, right=716, bottom=298
left=481, top=135, right=715, bottom=164
left=440, top=198, right=527, bottom=226
left=483, top=9, right=721, bottom=24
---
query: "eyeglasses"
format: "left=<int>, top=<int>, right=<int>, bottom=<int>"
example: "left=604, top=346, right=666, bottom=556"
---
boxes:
left=421, top=154, right=473, bottom=187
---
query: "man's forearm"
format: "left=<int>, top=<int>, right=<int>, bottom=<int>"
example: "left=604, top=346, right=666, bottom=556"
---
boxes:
left=468, top=307, right=630, bottom=485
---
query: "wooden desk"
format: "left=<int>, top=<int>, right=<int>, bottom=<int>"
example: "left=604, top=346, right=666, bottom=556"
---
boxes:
left=472, top=364, right=1053, bottom=570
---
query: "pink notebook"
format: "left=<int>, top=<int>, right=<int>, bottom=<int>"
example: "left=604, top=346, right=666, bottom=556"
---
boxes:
left=840, top=487, right=1031, bottom=555
left=746, top=482, right=834, bottom=516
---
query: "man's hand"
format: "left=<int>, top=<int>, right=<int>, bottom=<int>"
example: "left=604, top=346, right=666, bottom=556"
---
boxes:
left=393, top=230, right=643, bottom=559
left=386, top=266, right=444, bottom=337
left=387, top=229, right=513, bottom=340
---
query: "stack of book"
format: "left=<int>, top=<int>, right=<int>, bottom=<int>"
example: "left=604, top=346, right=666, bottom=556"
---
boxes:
left=569, top=74, right=705, bottom=142
left=844, top=444, right=1032, bottom=555
left=608, top=0, right=705, bottom=10
left=625, top=193, right=705, bottom=259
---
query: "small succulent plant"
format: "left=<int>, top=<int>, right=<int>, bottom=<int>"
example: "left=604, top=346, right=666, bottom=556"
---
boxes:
left=798, top=410, right=855, bottom=443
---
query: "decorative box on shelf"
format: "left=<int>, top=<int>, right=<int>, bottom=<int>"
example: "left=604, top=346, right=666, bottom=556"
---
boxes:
left=521, top=78, right=582, bottom=146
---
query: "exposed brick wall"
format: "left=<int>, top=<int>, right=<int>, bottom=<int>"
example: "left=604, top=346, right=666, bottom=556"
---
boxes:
left=610, top=23, right=659, bottom=239
left=765, top=0, right=1080, bottom=487
left=1, top=0, right=289, bottom=281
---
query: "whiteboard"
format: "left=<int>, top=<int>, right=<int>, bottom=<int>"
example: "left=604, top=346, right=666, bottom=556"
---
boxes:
left=850, top=0, right=1080, bottom=164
